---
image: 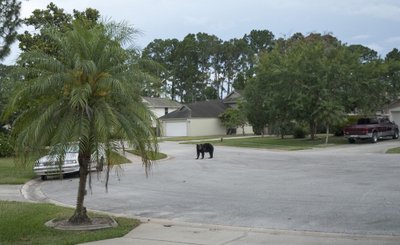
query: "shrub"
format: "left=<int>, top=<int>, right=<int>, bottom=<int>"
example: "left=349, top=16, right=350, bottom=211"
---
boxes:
left=332, top=115, right=361, bottom=136
left=0, top=133, right=14, bottom=157
left=293, top=126, right=308, bottom=138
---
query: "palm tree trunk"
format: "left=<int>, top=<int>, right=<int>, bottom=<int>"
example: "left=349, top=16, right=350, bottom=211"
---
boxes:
left=68, top=153, right=91, bottom=224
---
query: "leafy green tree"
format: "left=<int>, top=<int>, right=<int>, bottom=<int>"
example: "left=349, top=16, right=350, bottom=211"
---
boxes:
left=232, top=30, right=275, bottom=90
left=142, top=38, right=180, bottom=99
left=221, top=38, right=249, bottom=93
left=243, top=78, right=270, bottom=136
left=244, top=29, right=275, bottom=55
left=219, top=107, right=247, bottom=135
left=0, top=0, right=21, bottom=60
left=17, top=2, right=99, bottom=56
left=313, top=101, right=344, bottom=144
left=196, top=32, right=222, bottom=99
left=142, top=29, right=275, bottom=101
left=0, top=64, right=12, bottom=117
left=250, top=33, right=369, bottom=140
left=4, top=20, right=158, bottom=224
left=244, top=39, right=299, bottom=139
left=343, top=45, right=385, bottom=114
left=383, top=48, right=400, bottom=103
left=173, top=34, right=205, bottom=102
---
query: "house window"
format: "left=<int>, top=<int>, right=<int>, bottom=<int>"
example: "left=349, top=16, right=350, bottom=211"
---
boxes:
left=164, top=107, right=168, bottom=115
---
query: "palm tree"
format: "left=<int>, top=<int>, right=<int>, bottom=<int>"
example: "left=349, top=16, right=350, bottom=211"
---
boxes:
left=4, top=20, right=158, bottom=224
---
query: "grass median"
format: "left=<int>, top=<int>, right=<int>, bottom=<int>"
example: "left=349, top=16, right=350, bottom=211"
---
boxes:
left=180, top=135, right=348, bottom=150
left=126, top=149, right=167, bottom=160
left=386, top=147, right=400, bottom=153
left=0, top=201, right=139, bottom=245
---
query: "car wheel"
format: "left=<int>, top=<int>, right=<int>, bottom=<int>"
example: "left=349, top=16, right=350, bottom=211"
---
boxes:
left=348, top=138, right=355, bottom=144
left=393, top=130, right=399, bottom=139
left=371, top=132, right=378, bottom=143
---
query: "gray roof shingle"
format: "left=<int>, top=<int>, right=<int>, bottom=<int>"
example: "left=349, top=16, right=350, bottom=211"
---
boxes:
left=143, top=97, right=181, bottom=108
left=159, top=100, right=229, bottom=119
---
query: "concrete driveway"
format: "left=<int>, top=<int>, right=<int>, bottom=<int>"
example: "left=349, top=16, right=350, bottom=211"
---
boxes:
left=38, top=139, right=400, bottom=236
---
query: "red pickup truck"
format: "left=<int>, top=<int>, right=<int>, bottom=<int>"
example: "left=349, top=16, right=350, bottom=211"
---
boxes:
left=343, top=117, right=399, bottom=143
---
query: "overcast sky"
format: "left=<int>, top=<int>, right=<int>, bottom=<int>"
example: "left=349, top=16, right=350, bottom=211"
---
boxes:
left=3, top=0, right=400, bottom=64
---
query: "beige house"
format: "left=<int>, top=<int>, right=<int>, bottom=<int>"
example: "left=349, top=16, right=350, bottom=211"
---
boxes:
left=386, top=100, right=400, bottom=125
left=159, top=100, right=228, bottom=137
left=159, top=91, right=254, bottom=137
left=222, top=91, right=253, bottom=135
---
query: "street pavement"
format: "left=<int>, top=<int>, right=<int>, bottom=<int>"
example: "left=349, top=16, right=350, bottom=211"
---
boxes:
left=2, top=139, right=400, bottom=244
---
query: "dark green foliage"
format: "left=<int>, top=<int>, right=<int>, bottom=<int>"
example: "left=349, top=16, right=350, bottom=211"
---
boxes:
left=0, top=0, right=21, bottom=60
left=293, top=126, right=308, bottom=139
left=246, top=33, right=385, bottom=140
left=6, top=20, right=158, bottom=224
left=219, top=107, right=247, bottom=134
left=0, top=132, right=13, bottom=157
left=17, top=2, right=99, bottom=56
left=142, top=29, right=274, bottom=102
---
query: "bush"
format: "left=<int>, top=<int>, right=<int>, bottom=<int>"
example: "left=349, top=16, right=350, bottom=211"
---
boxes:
left=331, top=115, right=361, bottom=136
left=0, top=133, right=14, bottom=157
left=293, top=126, right=308, bottom=138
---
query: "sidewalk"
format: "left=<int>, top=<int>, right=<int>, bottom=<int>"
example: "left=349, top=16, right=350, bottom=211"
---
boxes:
left=79, top=220, right=400, bottom=245
left=2, top=182, right=400, bottom=245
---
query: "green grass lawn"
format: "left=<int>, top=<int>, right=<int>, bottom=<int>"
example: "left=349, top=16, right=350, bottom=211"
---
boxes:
left=186, top=135, right=348, bottom=151
left=108, top=151, right=131, bottom=165
left=386, top=147, right=400, bottom=154
left=0, top=158, right=36, bottom=184
left=126, top=150, right=167, bottom=160
left=0, top=201, right=139, bottom=245
left=161, top=135, right=248, bottom=142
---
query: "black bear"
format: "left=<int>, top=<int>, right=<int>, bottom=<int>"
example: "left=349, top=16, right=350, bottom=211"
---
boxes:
left=196, top=143, right=214, bottom=159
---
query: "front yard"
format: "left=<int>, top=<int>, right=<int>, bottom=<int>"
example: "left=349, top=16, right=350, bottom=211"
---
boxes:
left=0, top=201, right=139, bottom=245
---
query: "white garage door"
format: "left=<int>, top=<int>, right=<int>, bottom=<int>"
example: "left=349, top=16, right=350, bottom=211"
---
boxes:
left=391, top=111, right=400, bottom=126
left=165, top=121, right=187, bottom=136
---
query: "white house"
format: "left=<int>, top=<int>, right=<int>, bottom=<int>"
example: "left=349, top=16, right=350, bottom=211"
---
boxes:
left=142, top=97, right=181, bottom=135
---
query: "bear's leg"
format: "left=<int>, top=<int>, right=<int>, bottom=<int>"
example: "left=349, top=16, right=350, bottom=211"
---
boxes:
left=209, top=150, right=213, bottom=159
left=201, top=152, right=205, bottom=159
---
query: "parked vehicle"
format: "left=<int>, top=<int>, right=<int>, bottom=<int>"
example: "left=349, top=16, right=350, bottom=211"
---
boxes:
left=33, top=143, right=105, bottom=180
left=343, top=117, right=399, bottom=143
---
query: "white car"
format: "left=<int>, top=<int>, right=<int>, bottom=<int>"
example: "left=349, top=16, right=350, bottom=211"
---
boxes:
left=33, top=144, right=105, bottom=180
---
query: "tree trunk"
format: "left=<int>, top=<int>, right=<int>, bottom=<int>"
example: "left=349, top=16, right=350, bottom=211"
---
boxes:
left=309, top=121, right=316, bottom=140
left=325, top=124, right=330, bottom=144
left=68, top=152, right=91, bottom=224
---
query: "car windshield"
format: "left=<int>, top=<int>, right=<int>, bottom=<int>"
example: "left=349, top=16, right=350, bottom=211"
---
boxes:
left=66, top=144, right=79, bottom=153
left=49, top=144, right=79, bottom=154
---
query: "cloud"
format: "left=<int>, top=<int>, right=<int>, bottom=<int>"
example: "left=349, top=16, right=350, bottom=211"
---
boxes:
left=365, top=43, right=384, bottom=54
left=350, top=34, right=371, bottom=40
left=385, top=36, right=400, bottom=44
left=345, top=1, right=400, bottom=22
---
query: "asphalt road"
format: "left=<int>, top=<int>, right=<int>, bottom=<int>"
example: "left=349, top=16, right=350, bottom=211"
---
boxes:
left=39, top=139, right=400, bottom=236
